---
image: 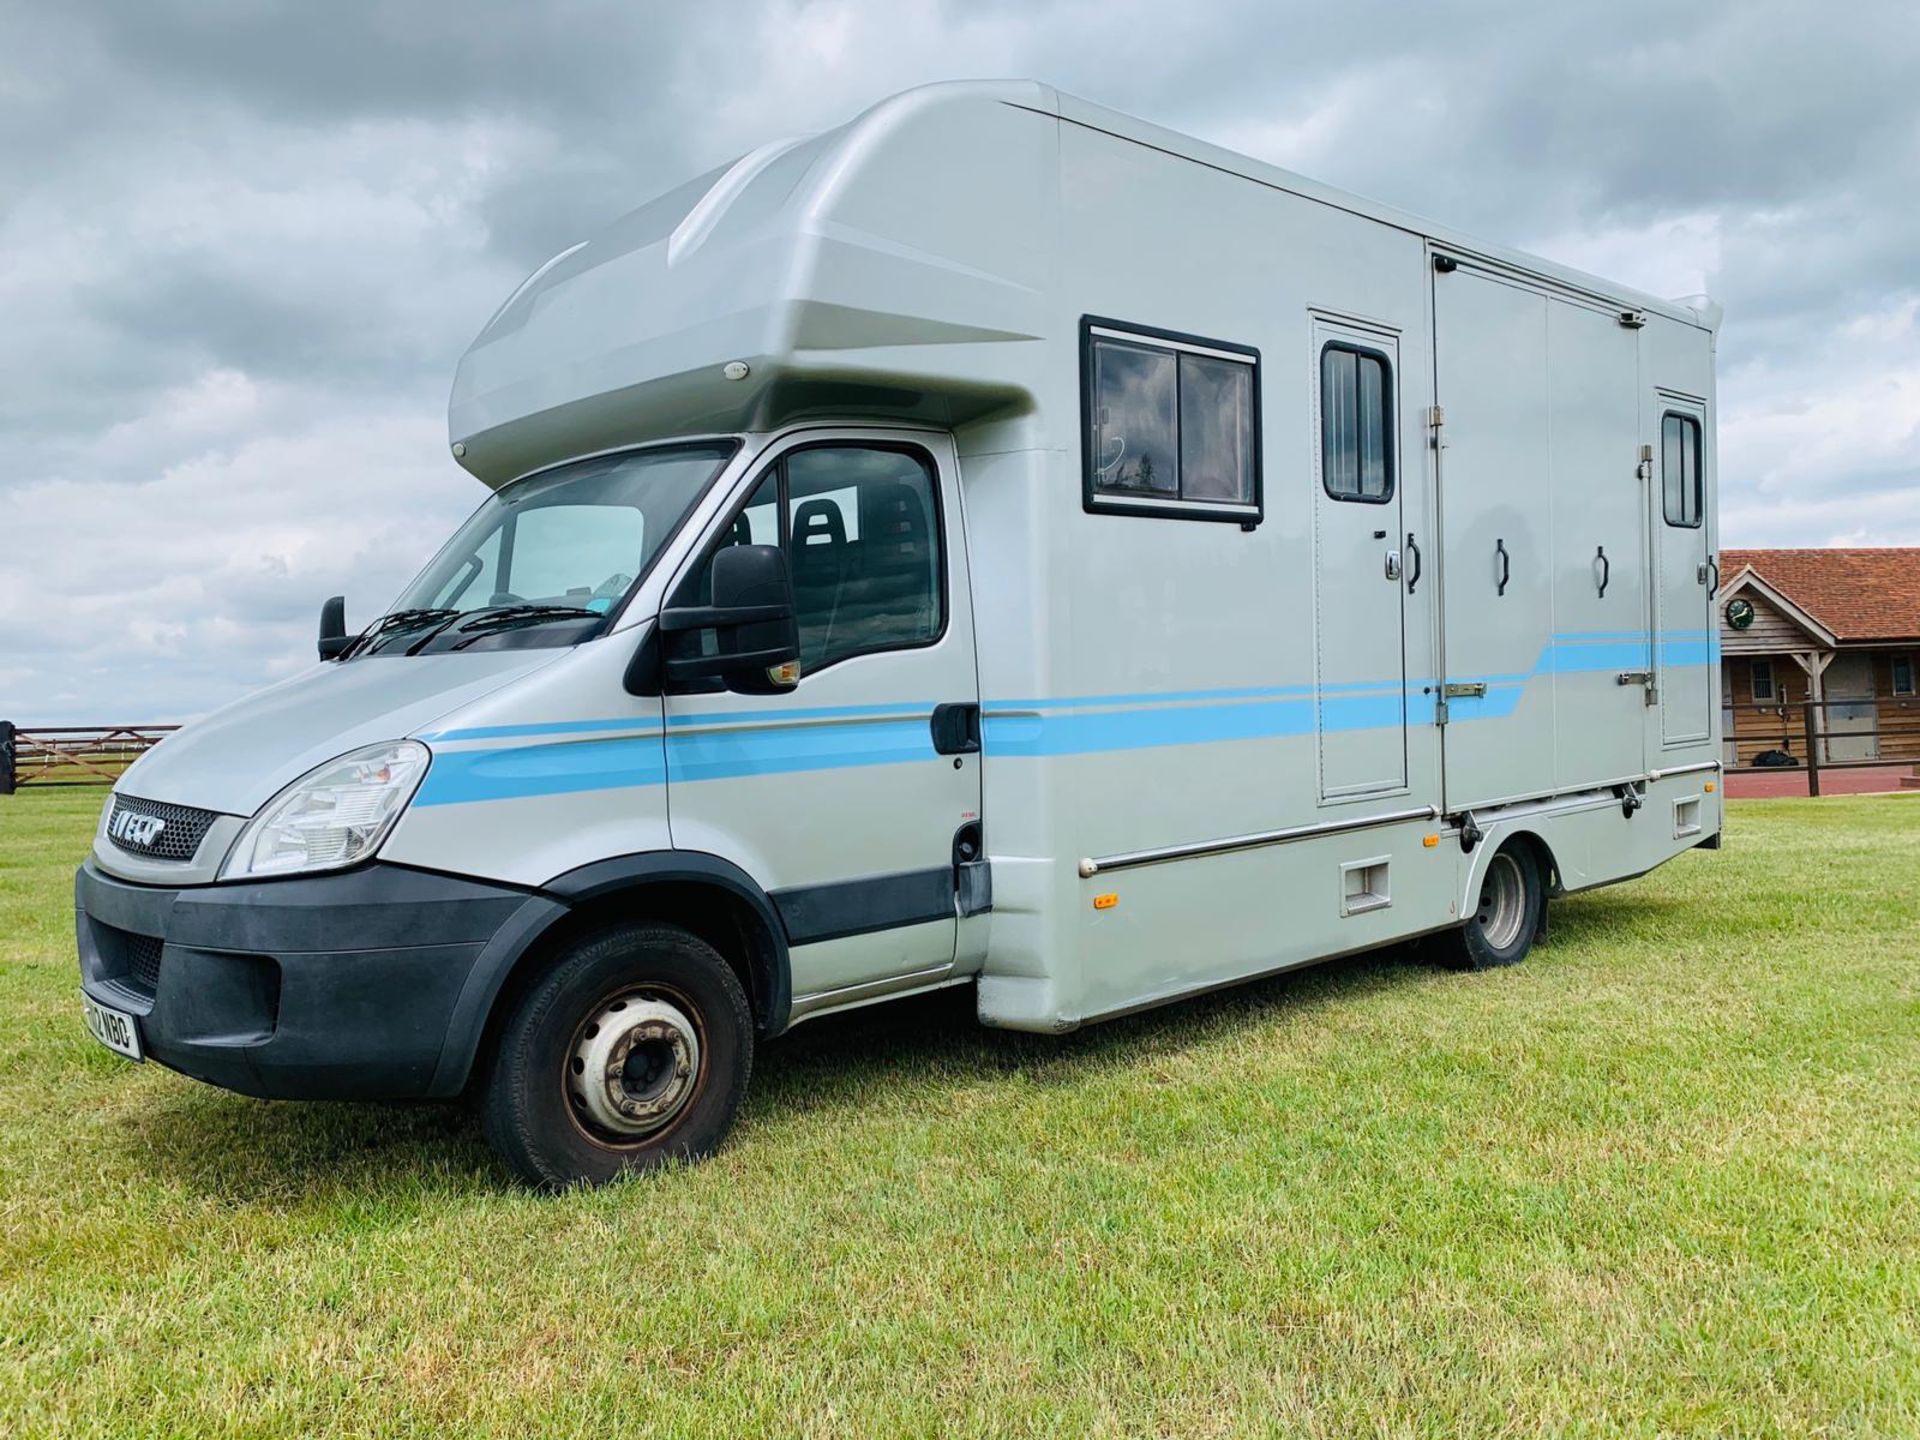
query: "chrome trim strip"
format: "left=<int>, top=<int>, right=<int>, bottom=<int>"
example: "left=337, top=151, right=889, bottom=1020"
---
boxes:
left=1079, top=805, right=1440, bottom=878
left=786, top=962, right=956, bottom=1022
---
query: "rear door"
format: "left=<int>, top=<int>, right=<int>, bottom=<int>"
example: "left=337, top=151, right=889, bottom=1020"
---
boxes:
left=1432, top=264, right=1554, bottom=809
left=1546, top=299, right=1650, bottom=788
left=662, top=430, right=981, bottom=1005
left=1310, top=315, right=1409, bottom=801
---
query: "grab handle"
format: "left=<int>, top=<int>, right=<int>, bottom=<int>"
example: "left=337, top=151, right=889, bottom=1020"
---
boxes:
left=1405, top=533, right=1422, bottom=595
left=1596, top=545, right=1610, bottom=599
left=1496, top=538, right=1510, bottom=597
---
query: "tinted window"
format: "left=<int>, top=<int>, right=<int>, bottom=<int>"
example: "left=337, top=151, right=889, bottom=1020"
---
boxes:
left=1085, top=322, right=1259, bottom=518
left=1320, top=344, right=1393, bottom=503
left=681, top=445, right=943, bottom=677
left=1662, top=413, right=1703, bottom=527
left=1091, top=340, right=1178, bottom=497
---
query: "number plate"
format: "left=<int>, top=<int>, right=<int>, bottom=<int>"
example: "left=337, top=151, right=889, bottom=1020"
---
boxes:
left=81, top=992, right=144, bottom=1062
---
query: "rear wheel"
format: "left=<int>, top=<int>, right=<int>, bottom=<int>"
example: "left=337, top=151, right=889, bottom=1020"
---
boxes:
left=1440, top=842, right=1544, bottom=971
left=482, top=922, right=753, bottom=1189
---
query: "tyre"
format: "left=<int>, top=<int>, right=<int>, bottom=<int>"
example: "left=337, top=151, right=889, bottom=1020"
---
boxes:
left=1439, top=841, right=1544, bottom=971
left=481, top=922, right=753, bottom=1189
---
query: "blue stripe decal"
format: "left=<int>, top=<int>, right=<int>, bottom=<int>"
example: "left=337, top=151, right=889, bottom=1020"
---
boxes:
left=411, top=627, right=1714, bottom=804
left=416, top=734, right=668, bottom=806
left=667, top=717, right=934, bottom=782
left=422, top=716, right=665, bottom=742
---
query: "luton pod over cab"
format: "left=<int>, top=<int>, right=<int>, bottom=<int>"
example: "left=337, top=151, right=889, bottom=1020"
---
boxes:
left=76, top=81, right=1723, bottom=1188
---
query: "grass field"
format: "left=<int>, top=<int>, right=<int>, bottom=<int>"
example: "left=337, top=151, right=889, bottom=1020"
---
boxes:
left=3, top=787, right=1917, bottom=1437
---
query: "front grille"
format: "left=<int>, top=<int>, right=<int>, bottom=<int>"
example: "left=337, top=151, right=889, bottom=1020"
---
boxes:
left=125, top=934, right=164, bottom=995
left=106, top=794, right=218, bottom=863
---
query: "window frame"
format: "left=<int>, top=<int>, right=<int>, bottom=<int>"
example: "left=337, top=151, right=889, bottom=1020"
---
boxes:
left=1080, top=315, right=1263, bottom=526
left=1661, top=410, right=1704, bottom=529
left=1750, top=658, right=1776, bottom=703
left=674, top=436, right=950, bottom=680
left=1893, top=653, right=1916, bottom=698
left=1317, top=339, right=1397, bottom=506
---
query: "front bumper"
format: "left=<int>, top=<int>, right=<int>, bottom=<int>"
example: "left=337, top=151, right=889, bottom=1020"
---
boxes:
left=75, top=860, right=563, bottom=1100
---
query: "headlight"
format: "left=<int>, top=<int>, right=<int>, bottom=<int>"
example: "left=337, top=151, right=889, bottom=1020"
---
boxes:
left=220, top=740, right=430, bottom=881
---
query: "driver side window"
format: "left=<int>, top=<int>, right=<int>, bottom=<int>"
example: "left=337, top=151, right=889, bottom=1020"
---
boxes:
left=677, top=444, right=945, bottom=676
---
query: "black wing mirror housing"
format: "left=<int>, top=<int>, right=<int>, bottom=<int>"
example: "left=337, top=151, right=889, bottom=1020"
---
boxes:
left=317, top=595, right=351, bottom=660
left=652, top=544, right=800, bottom=696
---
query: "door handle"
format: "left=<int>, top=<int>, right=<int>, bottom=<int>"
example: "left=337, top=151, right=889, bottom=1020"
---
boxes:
left=930, top=702, right=981, bottom=756
left=1596, top=545, right=1610, bottom=599
left=1384, top=549, right=1401, bottom=582
left=1495, top=538, right=1510, bottom=597
left=1405, top=533, right=1421, bottom=595
left=1699, top=556, right=1720, bottom=592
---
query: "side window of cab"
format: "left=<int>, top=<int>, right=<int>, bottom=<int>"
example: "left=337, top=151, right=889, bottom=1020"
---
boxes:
left=672, top=443, right=945, bottom=676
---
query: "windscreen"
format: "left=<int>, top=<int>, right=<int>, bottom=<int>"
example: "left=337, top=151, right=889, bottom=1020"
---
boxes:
left=352, top=440, right=736, bottom=657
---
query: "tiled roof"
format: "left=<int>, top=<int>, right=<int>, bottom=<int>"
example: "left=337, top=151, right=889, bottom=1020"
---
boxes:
left=1721, top=548, right=1920, bottom=642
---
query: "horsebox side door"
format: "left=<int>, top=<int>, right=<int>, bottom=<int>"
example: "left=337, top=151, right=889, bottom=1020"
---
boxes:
left=1650, top=393, right=1714, bottom=749
left=1309, top=314, right=1410, bottom=803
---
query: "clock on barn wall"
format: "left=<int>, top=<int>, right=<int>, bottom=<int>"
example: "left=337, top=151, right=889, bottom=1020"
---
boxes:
left=1726, top=597, right=1756, bottom=630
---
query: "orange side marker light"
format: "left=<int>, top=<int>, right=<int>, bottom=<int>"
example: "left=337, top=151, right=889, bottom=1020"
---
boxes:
left=1093, top=893, right=1119, bottom=911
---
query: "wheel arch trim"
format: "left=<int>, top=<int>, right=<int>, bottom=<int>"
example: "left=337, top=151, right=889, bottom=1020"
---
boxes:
left=427, top=850, right=793, bottom=1096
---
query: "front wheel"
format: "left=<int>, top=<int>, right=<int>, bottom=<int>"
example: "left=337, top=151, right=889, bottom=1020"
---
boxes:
left=1439, top=842, right=1544, bottom=971
left=481, top=923, right=753, bottom=1189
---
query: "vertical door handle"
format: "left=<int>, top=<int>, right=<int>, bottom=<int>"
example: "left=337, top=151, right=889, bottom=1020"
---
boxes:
left=1495, top=538, right=1510, bottom=597
left=930, top=702, right=980, bottom=755
left=1405, top=534, right=1422, bottom=595
left=1595, top=545, right=1610, bottom=599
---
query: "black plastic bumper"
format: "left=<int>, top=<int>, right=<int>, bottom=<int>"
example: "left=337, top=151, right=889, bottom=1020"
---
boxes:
left=75, top=860, right=566, bottom=1101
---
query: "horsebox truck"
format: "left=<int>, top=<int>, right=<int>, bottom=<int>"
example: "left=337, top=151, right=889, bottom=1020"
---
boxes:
left=77, top=81, right=1723, bottom=1187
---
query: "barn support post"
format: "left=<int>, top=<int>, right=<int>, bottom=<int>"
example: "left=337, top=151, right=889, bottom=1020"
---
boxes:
left=1802, top=702, right=1822, bottom=797
left=0, top=722, right=13, bottom=796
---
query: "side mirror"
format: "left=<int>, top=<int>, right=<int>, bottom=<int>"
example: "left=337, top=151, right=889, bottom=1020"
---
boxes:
left=317, top=595, right=351, bottom=660
left=656, top=544, right=800, bottom=695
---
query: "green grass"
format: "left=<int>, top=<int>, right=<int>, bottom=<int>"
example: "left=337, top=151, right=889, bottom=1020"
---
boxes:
left=3, top=787, right=1917, bottom=1437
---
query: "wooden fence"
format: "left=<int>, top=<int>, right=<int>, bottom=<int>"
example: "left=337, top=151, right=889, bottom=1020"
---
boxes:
left=1724, top=700, right=1920, bottom=797
left=0, top=724, right=179, bottom=793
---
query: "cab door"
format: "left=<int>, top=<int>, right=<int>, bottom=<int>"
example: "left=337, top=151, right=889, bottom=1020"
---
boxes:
left=661, top=430, right=981, bottom=1009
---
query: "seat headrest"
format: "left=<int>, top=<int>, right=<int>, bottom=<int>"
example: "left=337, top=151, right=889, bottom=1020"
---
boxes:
left=792, top=499, right=847, bottom=549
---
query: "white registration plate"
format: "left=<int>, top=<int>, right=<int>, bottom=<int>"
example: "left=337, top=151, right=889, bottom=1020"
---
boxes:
left=82, top=992, right=144, bottom=1061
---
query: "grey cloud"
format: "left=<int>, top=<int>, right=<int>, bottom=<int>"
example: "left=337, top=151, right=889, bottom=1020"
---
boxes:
left=3, top=0, right=1918, bottom=722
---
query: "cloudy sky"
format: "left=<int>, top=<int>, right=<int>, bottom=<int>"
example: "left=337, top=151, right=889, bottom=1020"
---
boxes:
left=4, top=0, right=1918, bottom=723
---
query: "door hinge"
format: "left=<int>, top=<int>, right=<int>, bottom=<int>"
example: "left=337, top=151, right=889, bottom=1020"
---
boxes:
left=1427, top=405, right=1445, bottom=450
left=1443, top=682, right=1487, bottom=699
left=1616, top=670, right=1652, bottom=686
left=1435, top=696, right=1448, bottom=726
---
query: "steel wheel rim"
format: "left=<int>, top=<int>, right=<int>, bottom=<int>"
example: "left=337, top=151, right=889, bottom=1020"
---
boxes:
left=565, top=987, right=705, bottom=1146
left=1475, top=853, right=1526, bottom=951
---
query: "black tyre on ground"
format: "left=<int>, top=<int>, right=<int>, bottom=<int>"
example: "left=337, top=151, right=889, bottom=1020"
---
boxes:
left=1439, top=841, right=1545, bottom=971
left=481, top=922, right=753, bottom=1189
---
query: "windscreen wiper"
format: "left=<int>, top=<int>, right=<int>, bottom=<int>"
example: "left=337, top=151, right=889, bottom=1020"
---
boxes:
left=447, top=605, right=607, bottom=650
left=343, top=607, right=461, bottom=658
